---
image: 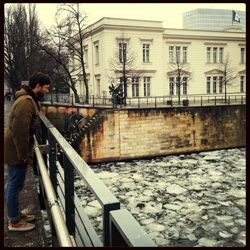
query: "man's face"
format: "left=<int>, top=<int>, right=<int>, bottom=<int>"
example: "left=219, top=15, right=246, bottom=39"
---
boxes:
left=38, top=84, right=50, bottom=94
left=36, top=84, right=50, bottom=100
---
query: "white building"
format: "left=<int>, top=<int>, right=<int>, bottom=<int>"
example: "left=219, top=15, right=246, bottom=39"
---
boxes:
left=74, top=17, right=245, bottom=99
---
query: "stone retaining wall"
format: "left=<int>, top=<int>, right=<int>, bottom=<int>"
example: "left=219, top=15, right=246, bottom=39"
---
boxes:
left=43, top=105, right=246, bottom=163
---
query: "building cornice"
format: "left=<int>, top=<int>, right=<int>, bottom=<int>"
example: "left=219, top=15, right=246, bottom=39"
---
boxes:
left=203, top=42, right=227, bottom=46
left=163, top=34, right=245, bottom=42
left=165, top=41, right=192, bottom=45
left=204, top=69, right=224, bottom=75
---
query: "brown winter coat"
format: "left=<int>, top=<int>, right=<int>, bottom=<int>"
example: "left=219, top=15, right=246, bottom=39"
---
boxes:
left=4, top=88, right=40, bottom=166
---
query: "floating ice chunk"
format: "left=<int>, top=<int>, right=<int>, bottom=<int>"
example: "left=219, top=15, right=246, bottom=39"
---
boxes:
left=88, top=200, right=102, bottom=208
left=237, top=231, right=246, bottom=245
left=215, top=215, right=234, bottom=223
left=143, top=189, right=154, bottom=196
left=96, top=171, right=119, bottom=179
left=234, top=199, right=245, bottom=207
left=147, top=223, right=166, bottom=232
left=155, top=237, right=170, bottom=246
left=198, top=237, right=217, bottom=247
left=163, top=204, right=182, bottom=211
left=227, top=189, right=245, bottom=198
left=208, top=170, right=223, bottom=176
left=219, top=231, right=233, bottom=238
left=141, top=218, right=155, bottom=225
left=85, top=206, right=101, bottom=218
left=187, top=233, right=197, bottom=241
left=166, top=184, right=187, bottom=194
left=144, top=203, right=162, bottom=213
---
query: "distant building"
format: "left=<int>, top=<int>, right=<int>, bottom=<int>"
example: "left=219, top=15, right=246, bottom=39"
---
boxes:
left=72, top=17, right=245, bottom=99
left=183, top=8, right=245, bottom=32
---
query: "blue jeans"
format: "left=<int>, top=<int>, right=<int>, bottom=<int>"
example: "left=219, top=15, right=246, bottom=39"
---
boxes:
left=6, top=164, right=28, bottom=223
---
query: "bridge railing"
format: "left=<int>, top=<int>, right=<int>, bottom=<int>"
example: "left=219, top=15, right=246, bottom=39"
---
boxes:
left=33, top=114, right=156, bottom=247
left=44, top=93, right=246, bottom=108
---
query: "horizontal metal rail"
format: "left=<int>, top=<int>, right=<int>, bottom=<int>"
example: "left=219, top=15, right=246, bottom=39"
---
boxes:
left=110, top=209, right=157, bottom=247
left=34, top=114, right=157, bottom=247
left=44, top=93, right=246, bottom=108
left=33, top=137, right=73, bottom=247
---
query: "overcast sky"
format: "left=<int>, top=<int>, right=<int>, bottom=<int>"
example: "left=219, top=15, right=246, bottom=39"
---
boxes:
left=5, top=3, right=245, bottom=29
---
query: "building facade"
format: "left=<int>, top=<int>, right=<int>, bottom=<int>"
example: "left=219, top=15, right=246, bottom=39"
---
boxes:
left=74, top=17, right=245, bottom=100
left=183, top=8, right=245, bottom=32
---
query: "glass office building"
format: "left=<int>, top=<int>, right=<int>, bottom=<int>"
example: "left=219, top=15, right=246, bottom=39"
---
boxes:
left=183, top=9, right=245, bottom=32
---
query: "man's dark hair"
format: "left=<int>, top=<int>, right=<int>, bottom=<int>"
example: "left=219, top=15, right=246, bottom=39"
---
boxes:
left=29, top=72, right=51, bottom=89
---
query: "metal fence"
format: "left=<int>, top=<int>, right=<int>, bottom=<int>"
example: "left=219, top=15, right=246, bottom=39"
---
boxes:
left=44, top=93, right=246, bottom=108
left=33, top=114, right=156, bottom=247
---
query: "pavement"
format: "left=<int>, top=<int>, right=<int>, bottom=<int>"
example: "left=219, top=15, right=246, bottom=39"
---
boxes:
left=4, top=100, right=47, bottom=247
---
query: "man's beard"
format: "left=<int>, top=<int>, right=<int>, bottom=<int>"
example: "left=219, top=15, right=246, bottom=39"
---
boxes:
left=36, top=92, right=44, bottom=102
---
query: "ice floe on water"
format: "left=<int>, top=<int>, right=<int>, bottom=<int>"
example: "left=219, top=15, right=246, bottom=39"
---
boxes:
left=74, top=148, right=246, bottom=247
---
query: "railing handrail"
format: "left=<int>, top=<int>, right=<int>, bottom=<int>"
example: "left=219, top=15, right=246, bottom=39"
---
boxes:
left=35, top=114, right=156, bottom=247
left=39, top=114, right=119, bottom=207
left=33, top=136, right=73, bottom=247
left=44, top=93, right=246, bottom=109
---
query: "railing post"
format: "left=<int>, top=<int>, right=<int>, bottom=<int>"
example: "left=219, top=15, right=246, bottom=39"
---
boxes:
left=155, top=97, right=157, bottom=108
left=93, top=95, right=95, bottom=107
left=103, top=202, right=120, bottom=246
left=48, top=132, right=58, bottom=195
left=214, top=96, right=216, bottom=106
left=64, top=155, right=75, bottom=235
left=71, top=94, right=74, bottom=106
left=241, top=95, right=243, bottom=104
left=201, top=96, right=203, bottom=106
left=228, top=96, right=230, bottom=105
left=138, top=97, right=140, bottom=108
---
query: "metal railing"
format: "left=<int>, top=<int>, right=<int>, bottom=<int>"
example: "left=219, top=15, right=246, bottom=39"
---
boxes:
left=33, top=114, right=156, bottom=247
left=44, top=93, right=246, bottom=108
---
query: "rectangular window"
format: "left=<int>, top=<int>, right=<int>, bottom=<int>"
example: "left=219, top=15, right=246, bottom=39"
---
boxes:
left=176, top=77, right=181, bottom=96
left=213, top=76, right=217, bottom=93
left=207, top=77, right=211, bottom=94
left=132, top=77, right=139, bottom=97
left=183, top=47, right=187, bottom=63
left=240, top=76, right=245, bottom=92
left=183, top=77, right=187, bottom=95
left=95, top=43, right=99, bottom=65
left=213, top=47, right=217, bottom=63
left=143, top=44, right=150, bottom=63
left=241, top=48, right=245, bottom=63
left=176, top=46, right=181, bottom=63
left=119, top=77, right=126, bottom=94
left=207, top=47, right=211, bottom=63
left=169, top=46, right=174, bottom=63
left=219, top=76, right=223, bottom=93
left=219, top=47, right=224, bottom=63
left=143, top=77, right=150, bottom=96
left=84, top=46, right=88, bottom=66
left=169, top=77, right=174, bottom=95
left=119, top=43, right=127, bottom=63
left=96, top=78, right=100, bottom=96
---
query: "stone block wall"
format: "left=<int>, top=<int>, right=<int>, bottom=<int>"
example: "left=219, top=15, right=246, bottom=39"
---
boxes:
left=80, top=105, right=246, bottom=163
left=42, top=104, right=245, bottom=163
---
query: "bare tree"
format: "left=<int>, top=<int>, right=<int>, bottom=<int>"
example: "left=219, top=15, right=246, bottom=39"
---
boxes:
left=219, top=54, right=239, bottom=103
left=4, top=3, right=54, bottom=94
left=4, top=4, right=29, bottom=91
left=168, top=47, right=192, bottom=105
left=36, top=21, right=81, bottom=102
left=108, top=35, right=143, bottom=105
left=55, top=3, right=90, bottom=103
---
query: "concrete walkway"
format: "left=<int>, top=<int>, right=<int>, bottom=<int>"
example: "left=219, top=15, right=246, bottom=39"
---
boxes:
left=4, top=100, right=47, bottom=247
